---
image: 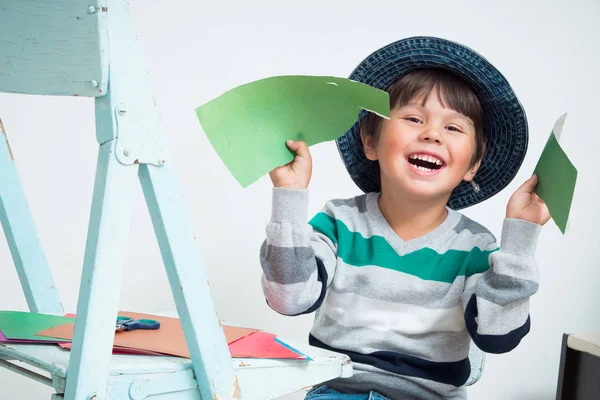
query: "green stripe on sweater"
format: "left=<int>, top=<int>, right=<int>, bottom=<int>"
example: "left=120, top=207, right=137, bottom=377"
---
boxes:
left=309, top=212, right=495, bottom=283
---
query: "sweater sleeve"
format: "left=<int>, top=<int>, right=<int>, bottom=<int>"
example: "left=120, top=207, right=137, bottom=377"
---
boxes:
left=260, top=188, right=338, bottom=316
left=461, top=218, right=542, bottom=354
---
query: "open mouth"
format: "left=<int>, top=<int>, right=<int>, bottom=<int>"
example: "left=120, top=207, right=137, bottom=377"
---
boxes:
left=407, top=153, right=445, bottom=172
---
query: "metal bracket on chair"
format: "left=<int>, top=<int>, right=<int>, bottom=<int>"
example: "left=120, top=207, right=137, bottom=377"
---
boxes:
left=114, top=103, right=166, bottom=167
left=128, top=369, right=198, bottom=400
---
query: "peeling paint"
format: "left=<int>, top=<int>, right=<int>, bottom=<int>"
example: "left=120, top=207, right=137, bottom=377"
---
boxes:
left=208, top=376, right=242, bottom=400
left=211, top=380, right=218, bottom=400
left=231, top=376, right=242, bottom=399
left=0, top=119, right=14, bottom=161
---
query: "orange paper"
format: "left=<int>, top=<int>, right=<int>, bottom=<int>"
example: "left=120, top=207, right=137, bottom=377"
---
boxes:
left=37, top=311, right=257, bottom=358
left=58, top=342, right=164, bottom=356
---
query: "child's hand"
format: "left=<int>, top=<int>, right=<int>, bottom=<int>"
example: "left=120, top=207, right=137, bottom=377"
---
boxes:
left=506, top=174, right=551, bottom=225
left=269, top=140, right=312, bottom=189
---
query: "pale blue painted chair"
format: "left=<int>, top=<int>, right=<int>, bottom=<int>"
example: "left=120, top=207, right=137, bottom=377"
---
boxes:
left=467, top=345, right=485, bottom=386
left=0, top=1, right=351, bottom=399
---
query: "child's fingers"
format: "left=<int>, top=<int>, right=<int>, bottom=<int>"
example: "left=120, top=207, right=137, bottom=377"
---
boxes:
left=286, top=140, right=311, bottom=160
left=516, top=174, right=538, bottom=194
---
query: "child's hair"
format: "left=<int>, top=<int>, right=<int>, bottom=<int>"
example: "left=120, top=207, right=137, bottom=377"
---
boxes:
left=361, top=68, right=486, bottom=167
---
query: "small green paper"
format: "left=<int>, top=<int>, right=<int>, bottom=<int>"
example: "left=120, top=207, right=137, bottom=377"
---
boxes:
left=196, top=76, right=390, bottom=187
left=0, top=311, right=74, bottom=341
left=533, top=114, right=577, bottom=233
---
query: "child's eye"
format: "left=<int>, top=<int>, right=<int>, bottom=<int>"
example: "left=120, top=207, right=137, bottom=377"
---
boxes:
left=446, top=125, right=464, bottom=133
left=404, top=117, right=423, bottom=124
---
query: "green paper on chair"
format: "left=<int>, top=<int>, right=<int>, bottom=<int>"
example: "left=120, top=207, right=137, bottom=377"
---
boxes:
left=0, top=311, right=74, bottom=341
left=533, top=114, right=577, bottom=234
left=196, top=76, right=390, bottom=187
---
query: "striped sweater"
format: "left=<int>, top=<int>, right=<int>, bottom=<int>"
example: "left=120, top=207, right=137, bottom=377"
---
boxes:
left=260, top=189, right=541, bottom=400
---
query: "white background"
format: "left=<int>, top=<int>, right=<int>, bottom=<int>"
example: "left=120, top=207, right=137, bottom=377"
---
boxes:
left=0, top=0, right=599, bottom=399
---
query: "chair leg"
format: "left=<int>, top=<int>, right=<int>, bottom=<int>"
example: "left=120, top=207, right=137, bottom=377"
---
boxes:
left=0, top=119, right=63, bottom=314
left=139, top=163, right=240, bottom=399
left=64, top=139, right=138, bottom=400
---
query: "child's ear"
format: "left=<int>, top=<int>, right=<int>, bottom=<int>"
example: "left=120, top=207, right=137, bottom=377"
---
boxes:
left=463, top=159, right=481, bottom=182
left=360, top=128, right=378, bottom=161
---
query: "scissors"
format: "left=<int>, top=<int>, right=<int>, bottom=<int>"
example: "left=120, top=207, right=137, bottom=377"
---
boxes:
left=115, top=316, right=161, bottom=333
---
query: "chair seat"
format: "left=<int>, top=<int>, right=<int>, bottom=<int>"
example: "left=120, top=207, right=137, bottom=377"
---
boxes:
left=0, top=339, right=351, bottom=399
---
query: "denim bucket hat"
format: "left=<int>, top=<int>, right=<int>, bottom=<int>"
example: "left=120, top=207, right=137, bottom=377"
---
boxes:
left=336, top=36, right=528, bottom=210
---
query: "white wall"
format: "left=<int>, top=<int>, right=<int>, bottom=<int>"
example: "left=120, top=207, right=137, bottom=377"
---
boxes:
left=1, top=0, right=599, bottom=399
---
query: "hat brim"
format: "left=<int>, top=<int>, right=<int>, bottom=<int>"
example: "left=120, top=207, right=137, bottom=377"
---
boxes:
left=336, top=36, right=528, bottom=210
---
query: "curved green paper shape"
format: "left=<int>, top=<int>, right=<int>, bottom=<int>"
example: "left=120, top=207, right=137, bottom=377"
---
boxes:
left=196, top=76, right=390, bottom=187
left=533, top=114, right=577, bottom=234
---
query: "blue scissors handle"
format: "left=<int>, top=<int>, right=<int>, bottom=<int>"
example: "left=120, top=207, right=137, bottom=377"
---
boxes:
left=115, top=316, right=161, bottom=332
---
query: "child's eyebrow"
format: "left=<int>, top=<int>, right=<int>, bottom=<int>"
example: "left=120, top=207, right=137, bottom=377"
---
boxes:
left=446, top=111, right=475, bottom=127
left=401, top=102, right=425, bottom=108
left=399, top=103, right=475, bottom=128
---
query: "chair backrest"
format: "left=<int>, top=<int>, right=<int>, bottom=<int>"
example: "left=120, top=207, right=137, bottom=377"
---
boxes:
left=0, top=0, right=108, bottom=97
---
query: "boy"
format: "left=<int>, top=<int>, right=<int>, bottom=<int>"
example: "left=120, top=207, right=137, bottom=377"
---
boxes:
left=260, top=37, right=550, bottom=399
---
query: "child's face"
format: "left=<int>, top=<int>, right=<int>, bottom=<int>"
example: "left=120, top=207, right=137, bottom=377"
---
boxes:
left=363, top=90, right=479, bottom=202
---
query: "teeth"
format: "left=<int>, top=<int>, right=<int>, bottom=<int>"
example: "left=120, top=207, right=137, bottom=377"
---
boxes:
left=416, top=165, right=432, bottom=172
left=409, top=154, right=443, bottom=166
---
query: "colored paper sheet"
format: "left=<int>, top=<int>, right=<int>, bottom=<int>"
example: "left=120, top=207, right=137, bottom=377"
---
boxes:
left=38, top=311, right=258, bottom=358
left=38, top=311, right=257, bottom=358
left=196, top=75, right=390, bottom=187
left=58, top=342, right=163, bottom=356
left=39, top=311, right=305, bottom=359
left=533, top=114, right=577, bottom=233
left=274, top=338, right=312, bottom=361
left=0, top=311, right=74, bottom=341
left=58, top=332, right=304, bottom=359
left=0, top=328, right=67, bottom=344
left=228, top=332, right=306, bottom=359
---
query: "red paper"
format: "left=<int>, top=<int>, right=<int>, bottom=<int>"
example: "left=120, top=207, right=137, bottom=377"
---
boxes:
left=229, top=332, right=305, bottom=359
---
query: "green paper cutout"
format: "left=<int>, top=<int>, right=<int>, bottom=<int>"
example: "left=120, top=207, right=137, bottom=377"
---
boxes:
left=196, top=76, right=390, bottom=187
left=0, top=311, right=74, bottom=341
left=533, top=114, right=577, bottom=233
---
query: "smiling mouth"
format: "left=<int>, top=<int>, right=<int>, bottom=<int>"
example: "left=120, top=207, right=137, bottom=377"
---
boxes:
left=407, top=154, right=445, bottom=172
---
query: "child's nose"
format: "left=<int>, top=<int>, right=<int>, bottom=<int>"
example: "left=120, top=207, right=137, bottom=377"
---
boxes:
left=419, top=127, right=443, bottom=144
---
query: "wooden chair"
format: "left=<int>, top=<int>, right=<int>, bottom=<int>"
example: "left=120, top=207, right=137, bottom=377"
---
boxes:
left=0, top=1, right=350, bottom=398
